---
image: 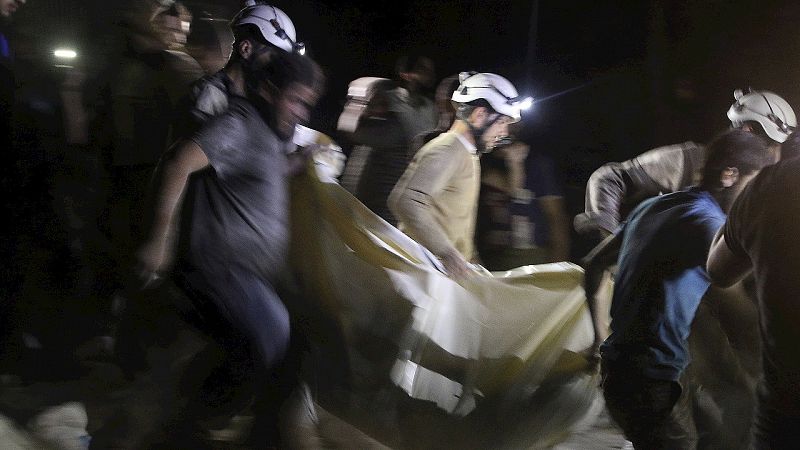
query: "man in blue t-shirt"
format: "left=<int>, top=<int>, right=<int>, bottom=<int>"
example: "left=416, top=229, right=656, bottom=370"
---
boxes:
left=582, top=129, right=774, bottom=449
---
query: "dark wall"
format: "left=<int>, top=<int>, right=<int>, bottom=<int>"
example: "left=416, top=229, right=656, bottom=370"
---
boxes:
left=10, top=0, right=800, bottom=226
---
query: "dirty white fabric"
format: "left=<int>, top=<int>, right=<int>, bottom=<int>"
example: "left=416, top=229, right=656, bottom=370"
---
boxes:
left=288, top=156, right=601, bottom=448
left=0, top=414, right=38, bottom=449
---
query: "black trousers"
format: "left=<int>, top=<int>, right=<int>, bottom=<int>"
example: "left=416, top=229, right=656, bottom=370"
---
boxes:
left=602, top=361, right=697, bottom=450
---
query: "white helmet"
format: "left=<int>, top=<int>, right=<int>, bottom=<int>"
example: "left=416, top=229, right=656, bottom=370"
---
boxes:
left=230, top=2, right=304, bottom=54
left=727, top=89, right=796, bottom=143
left=451, top=72, right=531, bottom=122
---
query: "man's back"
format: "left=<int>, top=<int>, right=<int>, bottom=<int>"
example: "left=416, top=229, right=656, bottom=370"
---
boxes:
left=575, top=142, right=706, bottom=237
left=603, top=188, right=725, bottom=380
left=723, top=158, right=800, bottom=418
left=107, top=50, right=202, bottom=167
left=389, top=87, right=436, bottom=145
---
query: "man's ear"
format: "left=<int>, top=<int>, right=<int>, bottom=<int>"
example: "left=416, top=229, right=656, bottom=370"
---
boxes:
left=236, top=39, right=253, bottom=59
left=720, top=167, right=740, bottom=188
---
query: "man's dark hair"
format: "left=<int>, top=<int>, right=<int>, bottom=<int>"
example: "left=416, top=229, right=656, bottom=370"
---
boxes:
left=188, top=16, right=231, bottom=51
left=455, top=99, right=497, bottom=121
left=395, top=54, right=431, bottom=78
left=701, top=129, right=773, bottom=186
left=246, top=51, right=325, bottom=95
left=780, top=131, right=800, bottom=161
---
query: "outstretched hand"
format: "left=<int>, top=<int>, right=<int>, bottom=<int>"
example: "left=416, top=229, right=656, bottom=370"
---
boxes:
left=441, top=250, right=473, bottom=280
left=580, top=340, right=603, bottom=372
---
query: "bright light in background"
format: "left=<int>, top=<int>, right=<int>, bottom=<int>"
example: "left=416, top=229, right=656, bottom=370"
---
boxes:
left=519, top=97, right=534, bottom=110
left=54, top=49, right=77, bottom=59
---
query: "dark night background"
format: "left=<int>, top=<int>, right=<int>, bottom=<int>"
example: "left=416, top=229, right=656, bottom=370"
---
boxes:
left=10, top=0, right=800, bottom=254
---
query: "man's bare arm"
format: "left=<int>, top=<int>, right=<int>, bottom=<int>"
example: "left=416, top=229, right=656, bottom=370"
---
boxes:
left=136, top=140, right=210, bottom=279
left=580, top=232, right=622, bottom=349
left=707, top=228, right=752, bottom=288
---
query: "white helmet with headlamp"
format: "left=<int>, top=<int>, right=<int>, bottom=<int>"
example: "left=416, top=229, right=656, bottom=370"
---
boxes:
left=230, top=1, right=305, bottom=54
left=728, top=89, right=796, bottom=143
left=451, top=72, right=531, bottom=122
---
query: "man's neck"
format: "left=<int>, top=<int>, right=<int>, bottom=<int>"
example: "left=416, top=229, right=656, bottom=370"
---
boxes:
left=449, top=120, right=475, bottom=146
left=700, top=184, right=735, bottom=213
left=223, top=62, right=246, bottom=97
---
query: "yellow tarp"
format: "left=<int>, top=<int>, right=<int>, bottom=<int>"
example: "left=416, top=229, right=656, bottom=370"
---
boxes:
left=288, top=161, right=601, bottom=449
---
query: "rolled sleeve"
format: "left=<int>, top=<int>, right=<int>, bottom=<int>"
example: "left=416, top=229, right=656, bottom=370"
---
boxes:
left=576, top=142, right=701, bottom=235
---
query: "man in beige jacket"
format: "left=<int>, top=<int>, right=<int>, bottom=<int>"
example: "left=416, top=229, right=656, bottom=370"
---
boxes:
left=389, top=72, right=530, bottom=277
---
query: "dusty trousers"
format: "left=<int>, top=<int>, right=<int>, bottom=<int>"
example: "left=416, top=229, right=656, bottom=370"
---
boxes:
left=172, top=263, right=292, bottom=445
left=602, top=359, right=697, bottom=450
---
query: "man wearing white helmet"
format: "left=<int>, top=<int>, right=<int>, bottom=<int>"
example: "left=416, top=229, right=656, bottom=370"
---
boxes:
left=136, top=50, right=323, bottom=447
left=389, top=72, right=530, bottom=277
left=180, top=1, right=304, bottom=134
left=579, top=89, right=795, bottom=449
left=575, top=89, right=796, bottom=241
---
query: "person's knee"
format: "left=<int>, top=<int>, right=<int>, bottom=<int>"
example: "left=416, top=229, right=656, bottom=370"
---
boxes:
left=251, top=296, right=291, bottom=371
left=269, top=304, right=291, bottom=363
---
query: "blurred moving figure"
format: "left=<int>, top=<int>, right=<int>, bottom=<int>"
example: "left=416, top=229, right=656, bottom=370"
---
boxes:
left=136, top=51, right=324, bottom=447
left=411, top=74, right=460, bottom=151
left=152, top=0, right=192, bottom=52
left=95, top=0, right=203, bottom=256
left=186, top=13, right=234, bottom=75
left=707, top=132, right=800, bottom=449
left=476, top=132, right=570, bottom=269
left=574, top=89, right=796, bottom=242
left=182, top=1, right=302, bottom=134
left=387, top=54, right=437, bottom=144
left=0, top=0, right=25, bottom=18
left=339, top=54, right=436, bottom=224
left=337, top=76, right=394, bottom=194
left=583, top=130, right=774, bottom=449
left=389, top=71, right=528, bottom=278
left=90, top=6, right=302, bottom=443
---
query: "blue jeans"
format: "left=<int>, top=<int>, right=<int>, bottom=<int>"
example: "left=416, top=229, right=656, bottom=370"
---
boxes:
left=174, top=264, right=291, bottom=426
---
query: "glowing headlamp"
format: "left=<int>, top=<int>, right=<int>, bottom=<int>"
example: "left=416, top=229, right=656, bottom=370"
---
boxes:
left=517, top=97, right=534, bottom=110
left=54, top=48, right=77, bottom=59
